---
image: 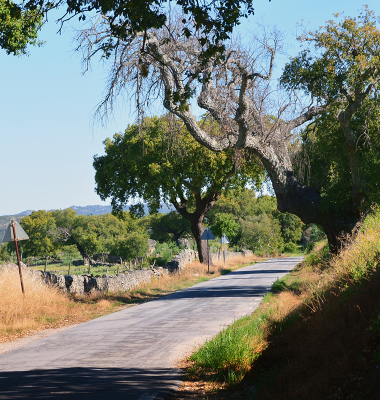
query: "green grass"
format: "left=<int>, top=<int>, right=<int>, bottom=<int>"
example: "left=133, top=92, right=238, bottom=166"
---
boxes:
left=188, top=292, right=276, bottom=386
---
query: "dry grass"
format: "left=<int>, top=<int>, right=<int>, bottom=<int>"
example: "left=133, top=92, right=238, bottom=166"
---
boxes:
left=0, top=254, right=260, bottom=343
left=0, top=267, right=115, bottom=342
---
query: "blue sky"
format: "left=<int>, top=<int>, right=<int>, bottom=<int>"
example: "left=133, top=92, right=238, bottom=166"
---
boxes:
left=1, top=0, right=379, bottom=215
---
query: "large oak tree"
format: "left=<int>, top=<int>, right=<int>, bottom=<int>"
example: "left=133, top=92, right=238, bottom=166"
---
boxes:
left=93, top=115, right=264, bottom=262
left=82, top=8, right=380, bottom=253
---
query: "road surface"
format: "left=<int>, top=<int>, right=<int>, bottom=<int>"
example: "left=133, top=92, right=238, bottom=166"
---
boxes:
left=0, top=257, right=303, bottom=399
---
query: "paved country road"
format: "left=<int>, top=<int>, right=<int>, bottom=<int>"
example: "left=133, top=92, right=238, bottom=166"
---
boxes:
left=0, top=257, right=303, bottom=400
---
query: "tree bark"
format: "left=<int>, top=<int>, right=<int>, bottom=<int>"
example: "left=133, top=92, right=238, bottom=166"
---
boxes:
left=172, top=192, right=219, bottom=263
left=273, top=175, right=363, bottom=254
left=71, top=236, right=90, bottom=265
left=190, top=218, right=209, bottom=264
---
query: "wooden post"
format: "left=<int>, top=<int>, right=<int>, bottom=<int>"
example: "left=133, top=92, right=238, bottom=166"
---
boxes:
left=11, top=221, right=25, bottom=297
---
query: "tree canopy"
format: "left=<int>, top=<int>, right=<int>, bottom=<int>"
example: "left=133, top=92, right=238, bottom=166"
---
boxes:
left=3, top=0, right=258, bottom=56
left=0, top=0, right=43, bottom=55
left=279, top=7, right=380, bottom=249
left=84, top=8, right=380, bottom=253
left=94, top=115, right=265, bottom=262
left=51, top=208, right=147, bottom=263
left=146, top=211, right=191, bottom=244
left=19, top=210, right=57, bottom=259
left=207, top=190, right=303, bottom=252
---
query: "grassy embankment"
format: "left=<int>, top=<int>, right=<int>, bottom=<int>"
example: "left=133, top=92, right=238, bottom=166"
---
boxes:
left=0, top=254, right=259, bottom=343
left=174, top=209, right=380, bottom=400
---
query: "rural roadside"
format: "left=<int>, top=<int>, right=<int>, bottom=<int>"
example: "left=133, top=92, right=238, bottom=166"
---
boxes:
left=0, top=257, right=301, bottom=400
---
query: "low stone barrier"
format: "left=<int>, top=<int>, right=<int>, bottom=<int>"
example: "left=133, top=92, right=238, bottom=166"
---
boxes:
left=210, top=249, right=253, bottom=262
left=0, top=263, right=167, bottom=295
left=166, top=249, right=198, bottom=272
left=0, top=248, right=252, bottom=295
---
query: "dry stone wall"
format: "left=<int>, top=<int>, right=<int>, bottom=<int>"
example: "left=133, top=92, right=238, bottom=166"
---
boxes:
left=210, top=249, right=253, bottom=262
left=166, top=249, right=198, bottom=272
left=0, top=263, right=167, bottom=295
left=0, top=248, right=251, bottom=295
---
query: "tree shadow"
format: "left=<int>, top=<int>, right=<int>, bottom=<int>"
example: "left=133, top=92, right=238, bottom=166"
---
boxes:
left=0, top=366, right=182, bottom=400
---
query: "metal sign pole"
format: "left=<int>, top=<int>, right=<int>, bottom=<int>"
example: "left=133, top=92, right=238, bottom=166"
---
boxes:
left=207, top=237, right=210, bottom=273
left=201, top=227, right=215, bottom=274
left=11, top=221, right=25, bottom=297
left=224, top=241, right=226, bottom=265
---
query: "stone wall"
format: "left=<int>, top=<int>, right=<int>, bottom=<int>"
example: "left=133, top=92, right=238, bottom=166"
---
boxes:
left=166, top=249, right=198, bottom=272
left=210, top=249, right=253, bottom=262
left=0, top=263, right=167, bottom=295
left=0, top=248, right=252, bottom=295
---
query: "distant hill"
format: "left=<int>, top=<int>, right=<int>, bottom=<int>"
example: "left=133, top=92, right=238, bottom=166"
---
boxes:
left=0, top=203, right=174, bottom=242
left=67, top=203, right=174, bottom=216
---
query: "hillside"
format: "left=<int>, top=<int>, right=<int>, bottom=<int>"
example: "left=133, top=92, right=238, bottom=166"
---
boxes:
left=173, top=208, right=380, bottom=400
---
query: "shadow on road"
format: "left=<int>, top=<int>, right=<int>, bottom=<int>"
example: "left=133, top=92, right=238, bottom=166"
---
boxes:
left=154, top=266, right=295, bottom=301
left=0, top=367, right=181, bottom=400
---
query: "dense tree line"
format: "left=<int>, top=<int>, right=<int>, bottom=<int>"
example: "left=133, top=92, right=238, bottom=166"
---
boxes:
left=0, top=209, right=149, bottom=267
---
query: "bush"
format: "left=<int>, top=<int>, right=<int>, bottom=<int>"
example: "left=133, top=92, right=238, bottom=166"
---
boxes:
left=283, top=242, right=298, bottom=254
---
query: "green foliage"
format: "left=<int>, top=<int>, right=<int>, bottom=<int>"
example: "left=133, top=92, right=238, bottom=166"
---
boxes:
left=189, top=312, right=268, bottom=385
left=207, top=191, right=302, bottom=252
left=238, top=214, right=284, bottom=255
left=151, top=241, right=181, bottom=265
left=306, top=225, right=327, bottom=252
left=94, top=115, right=264, bottom=262
left=282, top=8, right=380, bottom=215
left=20, top=210, right=57, bottom=258
left=18, top=0, right=254, bottom=61
left=281, top=7, right=380, bottom=102
left=113, top=232, right=149, bottom=262
left=274, top=211, right=303, bottom=244
left=210, top=213, right=240, bottom=242
left=94, top=115, right=264, bottom=214
left=304, top=242, right=331, bottom=266
left=283, top=242, right=298, bottom=254
left=0, top=0, right=43, bottom=55
left=0, top=243, right=11, bottom=262
left=146, top=211, right=191, bottom=243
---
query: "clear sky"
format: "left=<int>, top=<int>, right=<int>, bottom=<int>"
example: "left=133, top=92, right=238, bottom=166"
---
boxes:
left=1, top=0, right=379, bottom=215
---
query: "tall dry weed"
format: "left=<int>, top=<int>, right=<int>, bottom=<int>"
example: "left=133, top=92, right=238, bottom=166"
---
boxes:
left=333, top=208, right=380, bottom=283
left=0, top=266, right=111, bottom=341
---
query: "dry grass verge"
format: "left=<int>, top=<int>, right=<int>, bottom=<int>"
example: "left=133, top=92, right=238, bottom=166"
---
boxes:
left=0, top=254, right=259, bottom=343
left=0, top=267, right=114, bottom=342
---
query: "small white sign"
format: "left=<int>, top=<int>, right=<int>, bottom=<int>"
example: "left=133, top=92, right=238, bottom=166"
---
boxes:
left=219, top=234, right=230, bottom=244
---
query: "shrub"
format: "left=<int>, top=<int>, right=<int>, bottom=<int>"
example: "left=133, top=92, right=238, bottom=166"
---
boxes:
left=283, top=242, right=298, bottom=254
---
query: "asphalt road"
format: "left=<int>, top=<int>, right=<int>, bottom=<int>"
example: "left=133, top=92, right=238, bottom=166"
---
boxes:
left=0, top=257, right=303, bottom=400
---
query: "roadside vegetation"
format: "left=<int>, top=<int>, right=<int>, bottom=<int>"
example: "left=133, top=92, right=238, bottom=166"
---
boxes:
left=174, top=207, right=380, bottom=400
left=0, top=189, right=309, bottom=273
left=0, top=254, right=258, bottom=343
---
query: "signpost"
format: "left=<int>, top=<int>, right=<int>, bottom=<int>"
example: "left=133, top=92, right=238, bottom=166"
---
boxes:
left=219, top=233, right=230, bottom=265
left=2, top=220, right=29, bottom=297
left=201, top=227, right=215, bottom=273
